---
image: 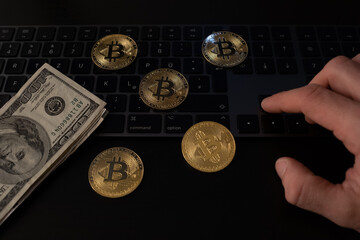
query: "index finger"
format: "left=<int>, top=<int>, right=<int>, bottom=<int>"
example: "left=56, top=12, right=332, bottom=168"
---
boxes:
left=261, top=84, right=360, bottom=154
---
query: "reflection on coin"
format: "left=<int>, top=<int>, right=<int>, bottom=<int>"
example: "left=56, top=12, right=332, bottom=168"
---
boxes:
left=91, top=34, right=138, bottom=70
left=181, top=121, right=236, bottom=172
left=139, top=68, right=189, bottom=110
left=88, top=147, right=144, bottom=198
left=202, top=31, right=248, bottom=68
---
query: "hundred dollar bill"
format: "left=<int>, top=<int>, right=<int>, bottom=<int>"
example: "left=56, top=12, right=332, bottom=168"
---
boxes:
left=0, top=63, right=107, bottom=224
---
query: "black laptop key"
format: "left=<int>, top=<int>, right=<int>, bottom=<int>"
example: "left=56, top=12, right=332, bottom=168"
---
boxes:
left=36, top=27, right=56, bottom=41
left=5, top=59, right=26, bottom=74
left=178, top=95, right=228, bottom=112
left=141, top=26, right=160, bottom=40
left=173, top=42, right=192, bottom=56
left=151, top=42, right=170, bottom=57
left=0, top=59, right=4, bottom=72
left=212, top=70, right=227, bottom=92
left=99, top=27, right=119, bottom=38
left=42, top=42, right=63, bottom=57
left=5, top=76, right=27, bottom=92
left=129, top=94, right=150, bottom=112
left=321, top=42, right=341, bottom=57
left=277, top=59, right=298, bottom=74
left=261, top=114, right=285, bottom=133
left=250, top=26, right=270, bottom=40
left=163, top=26, right=181, bottom=40
left=161, top=58, right=181, bottom=71
left=138, top=58, right=159, bottom=74
left=274, top=42, right=294, bottom=57
left=204, top=26, right=223, bottom=36
left=303, top=58, right=323, bottom=74
left=57, top=27, right=76, bottom=41
left=286, top=114, right=308, bottom=133
left=120, top=26, right=139, bottom=40
left=71, top=58, right=91, bottom=74
left=0, top=28, right=15, bottom=41
left=106, top=94, right=127, bottom=112
left=78, top=27, right=97, bottom=41
left=232, top=58, right=253, bottom=74
left=342, top=42, right=360, bottom=58
left=15, top=27, right=35, bottom=41
left=317, top=27, right=337, bottom=41
left=196, top=114, right=230, bottom=129
left=299, top=42, right=320, bottom=57
left=165, top=114, right=192, bottom=133
left=229, top=26, right=249, bottom=39
left=128, top=114, right=162, bottom=133
left=96, top=76, right=118, bottom=92
left=338, top=27, right=359, bottom=41
left=183, top=58, right=203, bottom=74
left=183, top=26, right=202, bottom=40
left=252, top=42, right=273, bottom=57
left=0, top=43, right=20, bottom=57
left=74, top=76, right=95, bottom=91
left=0, top=94, right=10, bottom=108
left=271, top=26, right=291, bottom=40
left=254, top=58, right=276, bottom=74
left=21, top=43, right=41, bottom=57
left=237, top=115, right=260, bottom=133
left=27, top=59, right=48, bottom=74
left=189, top=75, right=210, bottom=92
left=0, top=76, right=4, bottom=88
left=99, top=114, right=125, bottom=133
left=64, top=42, right=84, bottom=57
left=296, top=27, right=317, bottom=41
left=50, top=59, right=70, bottom=74
left=120, top=76, right=140, bottom=92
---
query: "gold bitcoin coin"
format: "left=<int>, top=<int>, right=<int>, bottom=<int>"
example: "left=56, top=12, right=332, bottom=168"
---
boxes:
left=139, top=68, right=189, bottom=110
left=202, top=31, right=248, bottom=68
left=88, top=147, right=144, bottom=198
left=91, top=34, right=138, bottom=70
left=181, top=121, right=236, bottom=172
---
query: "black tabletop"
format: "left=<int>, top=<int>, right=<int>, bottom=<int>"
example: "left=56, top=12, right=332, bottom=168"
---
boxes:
left=1, top=0, right=360, bottom=239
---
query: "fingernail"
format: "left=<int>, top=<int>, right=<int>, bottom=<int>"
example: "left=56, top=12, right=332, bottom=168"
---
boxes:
left=275, top=158, right=288, bottom=178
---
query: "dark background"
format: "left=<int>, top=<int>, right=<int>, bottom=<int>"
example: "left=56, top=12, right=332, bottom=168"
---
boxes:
left=1, top=0, right=360, bottom=239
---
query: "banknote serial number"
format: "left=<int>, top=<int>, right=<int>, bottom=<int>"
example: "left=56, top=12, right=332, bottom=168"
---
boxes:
left=51, top=98, right=84, bottom=136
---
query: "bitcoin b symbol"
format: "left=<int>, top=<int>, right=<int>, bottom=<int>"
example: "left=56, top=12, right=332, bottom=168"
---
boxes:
left=100, top=41, right=124, bottom=62
left=194, top=130, right=221, bottom=163
left=153, top=76, right=175, bottom=100
left=102, top=156, right=128, bottom=181
left=214, top=37, right=236, bottom=59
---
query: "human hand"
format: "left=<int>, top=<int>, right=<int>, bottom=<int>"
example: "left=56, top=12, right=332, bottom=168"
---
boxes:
left=261, top=54, right=360, bottom=232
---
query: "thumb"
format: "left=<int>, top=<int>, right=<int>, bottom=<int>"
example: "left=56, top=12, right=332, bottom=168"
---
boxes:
left=275, top=157, right=355, bottom=229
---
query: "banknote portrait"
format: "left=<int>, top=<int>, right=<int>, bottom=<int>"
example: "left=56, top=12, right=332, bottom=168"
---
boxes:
left=0, top=116, right=50, bottom=184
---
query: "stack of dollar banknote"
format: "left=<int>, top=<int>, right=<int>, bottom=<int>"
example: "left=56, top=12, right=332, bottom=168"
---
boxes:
left=0, top=63, right=107, bottom=224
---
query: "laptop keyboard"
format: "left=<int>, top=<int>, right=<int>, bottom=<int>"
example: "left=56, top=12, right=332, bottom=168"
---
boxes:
left=0, top=25, right=359, bottom=137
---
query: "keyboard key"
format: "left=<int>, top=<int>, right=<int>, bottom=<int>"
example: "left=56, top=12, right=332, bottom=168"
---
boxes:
left=128, top=114, right=162, bottom=133
left=183, top=26, right=202, bottom=40
left=261, top=114, right=285, bottom=133
left=286, top=114, right=308, bottom=133
left=274, top=42, right=294, bottom=57
left=98, top=114, right=125, bottom=133
left=254, top=58, right=276, bottom=74
left=15, top=27, right=35, bottom=41
left=0, top=28, right=15, bottom=41
left=178, top=95, right=228, bottom=112
left=138, top=58, right=159, bottom=74
left=317, top=27, right=337, bottom=41
left=96, top=76, right=118, bottom=92
left=36, top=27, right=56, bottom=41
left=165, top=114, right=192, bottom=133
left=204, top=26, right=223, bottom=36
left=0, top=43, right=21, bottom=57
left=42, top=42, right=63, bottom=57
left=5, top=59, right=26, bottom=74
left=277, top=59, right=297, bottom=74
left=0, top=76, right=4, bottom=88
left=71, top=59, right=91, bottom=74
left=99, top=27, right=118, bottom=38
left=229, top=26, right=249, bottom=40
left=338, top=27, right=359, bottom=41
left=120, top=26, right=139, bottom=40
left=151, top=42, right=170, bottom=57
left=129, top=94, right=150, bottom=112
left=321, top=42, right=341, bottom=57
left=162, top=26, right=181, bottom=40
left=64, top=42, right=84, bottom=57
left=237, top=115, right=259, bottom=133
left=137, top=42, right=149, bottom=57
left=120, top=76, right=140, bottom=92
left=78, top=27, right=97, bottom=40
left=74, top=76, right=94, bottom=91
left=106, top=94, right=127, bottom=112
left=161, top=58, right=181, bottom=71
left=303, top=58, right=323, bottom=74
left=0, top=94, right=10, bottom=108
left=183, top=58, right=203, bottom=74
left=271, top=26, right=291, bottom=40
left=296, top=27, right=316, bottom=41
left=21, top=43, right=41, bottom=57
left=173, top=42, right=192, bottom=56
left=299, top=42, right=320, bottom=57
left=5, top=76, right=27, bottom=92
left=232, top=58, right=253, bottom=74
left=342, top=42, right=360, bottom=58
left=196, top=114, right=230, bottom=129
left=27, top=59, right=48, bottom=74
left=188, top=75, right=210, bottom=92
left=253, top=42, right=273, bottom=57
left=250, top=26, right=270, bottom=40
left=0, top=59, right=4, bottom=73
left=57, top=27, right=76, bottom=41
left=50, top=59, right=70, bottom=74
left=141, top=26, right=160, bottom=40
left=212, top=70, right=227, bottom=92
